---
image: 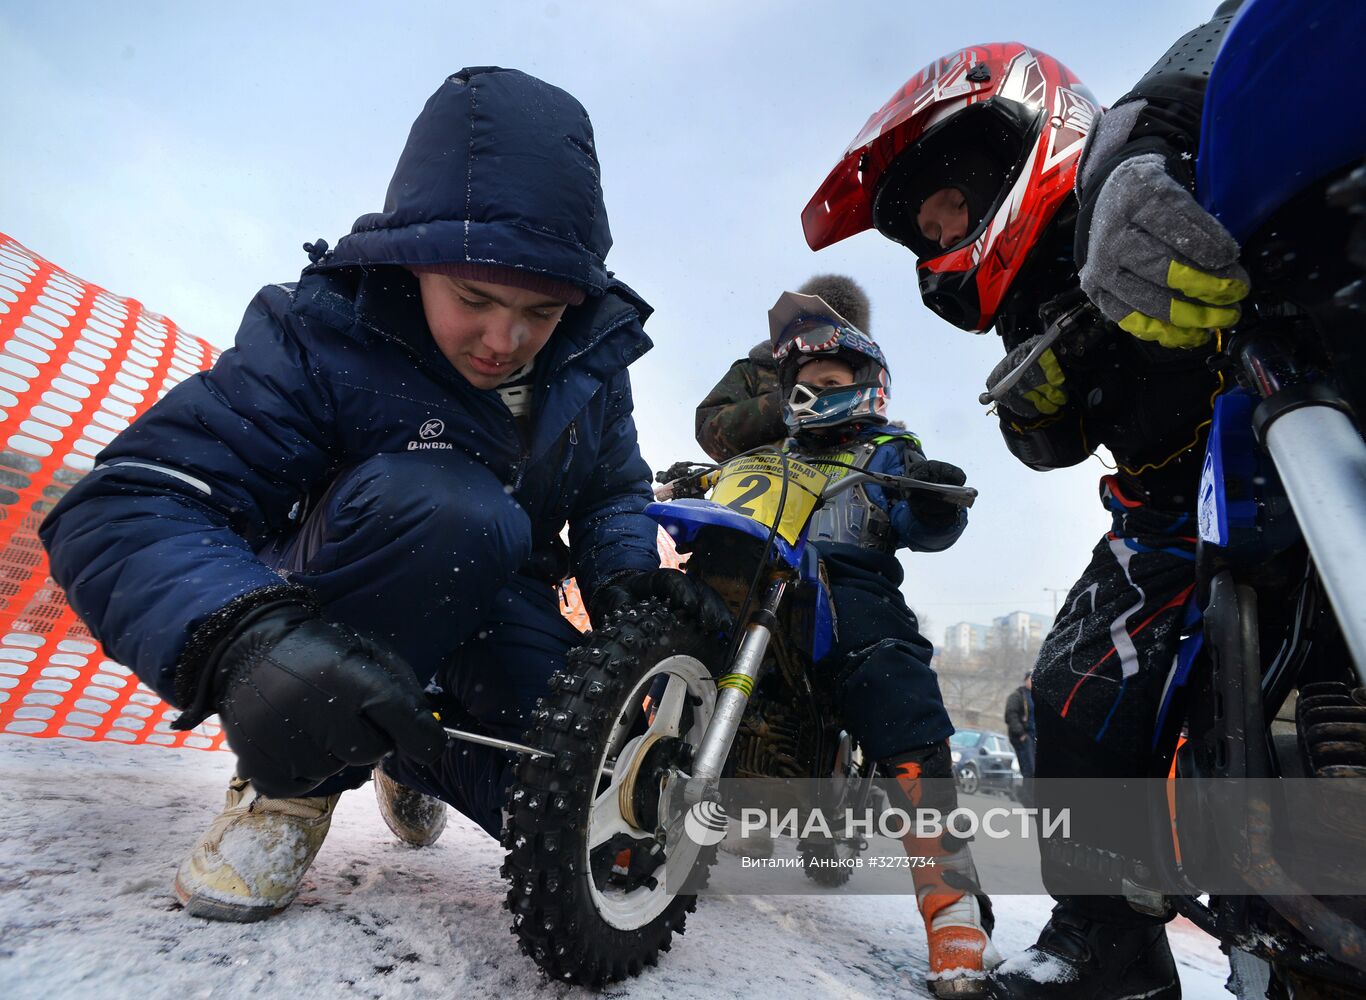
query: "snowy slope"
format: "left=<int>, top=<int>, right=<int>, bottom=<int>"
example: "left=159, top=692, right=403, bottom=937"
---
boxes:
left=0, top=736, right=1231, bottom=999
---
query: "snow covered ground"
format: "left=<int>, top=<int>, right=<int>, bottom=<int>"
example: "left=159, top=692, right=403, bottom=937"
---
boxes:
left=0, top=735, right=1232, bottom=999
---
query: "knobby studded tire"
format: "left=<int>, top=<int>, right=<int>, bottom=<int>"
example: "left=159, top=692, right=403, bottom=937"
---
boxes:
left=797, top=840, right=856, bottom=888
left=501, top=598, right=725, bottom=986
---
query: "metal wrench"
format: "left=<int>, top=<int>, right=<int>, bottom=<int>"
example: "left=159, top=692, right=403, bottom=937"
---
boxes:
left=441, top=725, right=617, bottom=780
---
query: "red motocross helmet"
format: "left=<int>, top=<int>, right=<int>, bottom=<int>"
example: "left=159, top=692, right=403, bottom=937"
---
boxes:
left=802, top=43, right=1099, bottom=332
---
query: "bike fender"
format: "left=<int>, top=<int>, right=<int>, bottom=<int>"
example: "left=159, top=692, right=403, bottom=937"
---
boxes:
left=645, top=500, right=836, bottom=659
left=645, top=499, right=805, bottom=572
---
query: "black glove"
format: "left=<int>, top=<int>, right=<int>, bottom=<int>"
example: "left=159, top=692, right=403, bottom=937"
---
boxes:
left=902, top=458, right=967, bottom=531
left=656, top=460, right=699, bottom=486
left=984, top=335, right=1068, bottom=418
left=175, top=598, right=446, bottom=798
left=589, top=568, right=731, bottom=634
left=654, top=461, right=711, bottom=500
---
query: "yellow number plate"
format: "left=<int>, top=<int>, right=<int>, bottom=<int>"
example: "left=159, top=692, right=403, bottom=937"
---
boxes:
left=710, top=456, right=829, bottom=544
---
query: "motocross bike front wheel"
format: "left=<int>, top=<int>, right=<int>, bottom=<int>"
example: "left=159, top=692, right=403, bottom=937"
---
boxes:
left=502, top=598, right=726, bottom=986
left=798, top=839, right=860, bottom=888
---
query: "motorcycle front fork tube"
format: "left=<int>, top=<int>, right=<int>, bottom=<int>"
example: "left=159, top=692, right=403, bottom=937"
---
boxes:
left=683, top=577, right=788, bottom=805
left=1237, top=334, right=1366, bottom=686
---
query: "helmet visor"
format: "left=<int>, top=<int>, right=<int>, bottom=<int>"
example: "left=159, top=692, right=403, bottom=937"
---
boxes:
left=872, top=100, right=1037, bottom=260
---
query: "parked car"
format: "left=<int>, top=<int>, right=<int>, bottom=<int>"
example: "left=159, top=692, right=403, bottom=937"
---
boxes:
left=949, top=729, right=1020, bottom=797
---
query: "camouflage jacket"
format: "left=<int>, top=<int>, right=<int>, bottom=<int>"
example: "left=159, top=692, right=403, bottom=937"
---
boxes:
left=695, top=341, right=786, bottom=461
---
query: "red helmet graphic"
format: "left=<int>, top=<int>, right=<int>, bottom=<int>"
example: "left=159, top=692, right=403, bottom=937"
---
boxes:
left=802, top=43, right=1098, bottom=332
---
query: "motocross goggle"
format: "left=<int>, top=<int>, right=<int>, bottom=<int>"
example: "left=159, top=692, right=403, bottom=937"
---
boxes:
left=773, top=317, right=890, bottom=389
left=783, top=379, right=890, bottom=435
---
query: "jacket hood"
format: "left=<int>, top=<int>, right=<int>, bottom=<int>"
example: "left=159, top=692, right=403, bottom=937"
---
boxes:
left=317, top=67, right=614, bottom=296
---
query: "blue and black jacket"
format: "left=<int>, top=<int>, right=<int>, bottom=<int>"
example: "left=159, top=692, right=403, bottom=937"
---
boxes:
left=40, top=67, right=660, bottom=704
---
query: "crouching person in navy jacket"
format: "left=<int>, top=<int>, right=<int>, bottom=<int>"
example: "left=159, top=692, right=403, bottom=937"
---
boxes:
left=39, top=67, right=726, bottom=922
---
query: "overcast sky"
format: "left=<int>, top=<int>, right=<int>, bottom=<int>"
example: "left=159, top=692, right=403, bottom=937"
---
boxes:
left=1, top=0, right=1216, bottom=641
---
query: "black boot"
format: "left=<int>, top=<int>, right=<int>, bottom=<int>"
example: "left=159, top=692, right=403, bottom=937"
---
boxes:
left=985, top=900, right=1180, bottom=999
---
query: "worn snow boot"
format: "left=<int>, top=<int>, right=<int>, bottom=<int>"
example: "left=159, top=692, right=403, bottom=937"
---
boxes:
left=175, top=775, right=339, bottom=922
left=884, top=744, right=1002, bottom=997
left=373, top=767, right=447, bottom=847
left=985, top=899, right=1180, bottom=999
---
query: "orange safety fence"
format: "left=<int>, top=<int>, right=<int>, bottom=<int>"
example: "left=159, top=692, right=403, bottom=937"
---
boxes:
left=0, top=233, right=679, bottom=753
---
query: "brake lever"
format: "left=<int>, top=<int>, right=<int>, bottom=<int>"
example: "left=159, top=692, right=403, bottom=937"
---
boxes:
left=978, top=323, right=1066, bottom=406
left=824, top=471, right=978, bottom=508
left=882, top=476, right=978, bottom=508
left=978, top=294, right=1102, bottom=406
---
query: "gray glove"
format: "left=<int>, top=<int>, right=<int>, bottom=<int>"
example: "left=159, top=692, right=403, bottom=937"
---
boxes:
left=985, top=335, right=1067, bottom=418
left=1080, top=151, right=1250, bottom=349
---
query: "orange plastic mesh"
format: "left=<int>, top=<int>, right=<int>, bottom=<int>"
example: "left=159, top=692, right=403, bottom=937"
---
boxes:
left=0, top=233, right=680, bottom=753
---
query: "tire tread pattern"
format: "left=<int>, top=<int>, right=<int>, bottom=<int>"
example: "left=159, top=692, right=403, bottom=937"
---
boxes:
left=501, top=598, right=724, bottom=986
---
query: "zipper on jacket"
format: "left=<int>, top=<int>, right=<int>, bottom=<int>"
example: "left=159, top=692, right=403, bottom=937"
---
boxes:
left=527, top=421, right=578, bottom=510
left=561, top=422, right=578, bottom=476
left=553, top=421, right=578, bottom=488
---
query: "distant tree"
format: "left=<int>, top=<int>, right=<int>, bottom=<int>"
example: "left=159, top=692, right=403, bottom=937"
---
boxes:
left=934, top=613, right=1044, bottom=731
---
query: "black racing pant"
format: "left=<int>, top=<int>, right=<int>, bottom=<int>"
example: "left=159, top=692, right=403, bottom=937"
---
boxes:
left=1032, top=476, right=1196, bottom=924
left=815, top=542, right=954, bottom=762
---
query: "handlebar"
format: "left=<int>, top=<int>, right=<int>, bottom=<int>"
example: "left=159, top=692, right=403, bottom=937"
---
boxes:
left=654, top=463, right=976, bottom=508
left=653, top=467, right=720, bottom=500
left=823, top=470, right=977, bottom=508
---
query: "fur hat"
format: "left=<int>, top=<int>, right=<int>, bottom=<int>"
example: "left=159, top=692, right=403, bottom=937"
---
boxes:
left=797, top=274, right=870, bottom=333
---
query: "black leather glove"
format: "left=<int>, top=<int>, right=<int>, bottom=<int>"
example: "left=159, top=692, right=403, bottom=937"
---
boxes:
left=175, top=598, right=446, bottom=798
left=902, top=458, right=967, bottom=531
left=589, top=568, right=731, bottom=634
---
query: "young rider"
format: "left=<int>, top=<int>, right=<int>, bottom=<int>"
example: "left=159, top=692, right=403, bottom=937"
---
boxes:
left=766, top=289, right=999, bottom=996
left=696, top=274, right=873, bottom=462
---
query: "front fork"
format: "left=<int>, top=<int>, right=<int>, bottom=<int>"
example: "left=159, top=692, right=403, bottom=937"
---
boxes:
left=683, top=577, right=788, bottom=805
left=1235, top=334, right=1366, bottom=686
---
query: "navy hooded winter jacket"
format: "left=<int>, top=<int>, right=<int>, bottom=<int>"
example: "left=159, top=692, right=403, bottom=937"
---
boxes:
left=39, top=68, right=661, bottom=705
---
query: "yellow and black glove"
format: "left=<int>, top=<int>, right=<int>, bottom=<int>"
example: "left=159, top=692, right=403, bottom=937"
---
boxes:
left=1080, top=153, right=1249, bottom=349
left=984, top=335, right=1068, bottom=418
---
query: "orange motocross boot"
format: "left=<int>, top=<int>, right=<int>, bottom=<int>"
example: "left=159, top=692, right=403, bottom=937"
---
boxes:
left=884, top=743, right=1001, bottom=997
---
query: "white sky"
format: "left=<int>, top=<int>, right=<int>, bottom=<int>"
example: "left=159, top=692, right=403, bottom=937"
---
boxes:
left=0, top=0, right=1215, bottom=640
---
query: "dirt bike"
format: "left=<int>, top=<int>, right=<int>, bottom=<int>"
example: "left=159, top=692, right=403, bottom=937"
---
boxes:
left=1130, top=1, right=1366, bottom=995
left=497, top=447, right=975, bottom=985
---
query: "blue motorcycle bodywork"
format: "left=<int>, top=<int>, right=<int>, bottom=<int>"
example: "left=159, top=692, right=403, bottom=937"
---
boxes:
left=1156, top=0, right=1363, bottom=752
left=1197, top=0, right=1366, bottom=241
left=645, top=499, right=837, bottom=663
